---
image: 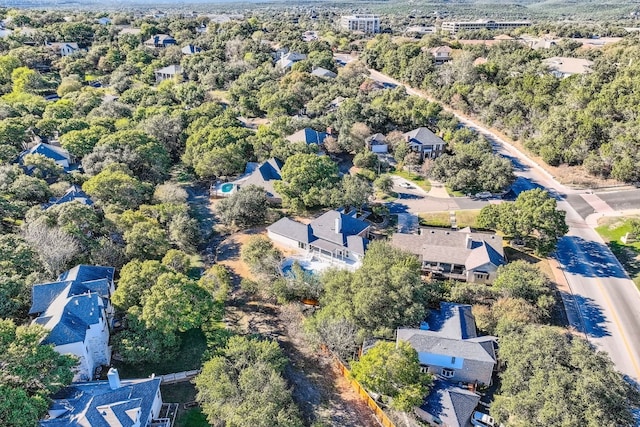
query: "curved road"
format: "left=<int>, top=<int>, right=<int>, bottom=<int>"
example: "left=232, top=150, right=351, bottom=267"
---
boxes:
left=356, top=61, right=640, bottom=383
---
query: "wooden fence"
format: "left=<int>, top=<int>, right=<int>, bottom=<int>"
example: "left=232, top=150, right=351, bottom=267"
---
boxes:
left=334, top=357, right=396, bottom=427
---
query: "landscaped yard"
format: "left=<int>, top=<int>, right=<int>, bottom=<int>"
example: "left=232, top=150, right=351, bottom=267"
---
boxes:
left=161, top=383, right=209, bottom=427
left=595, top=217, right=640, bottom=288
left=393, top=169, right=431, bottom=192
left=419, top=210, right=481, bottom=228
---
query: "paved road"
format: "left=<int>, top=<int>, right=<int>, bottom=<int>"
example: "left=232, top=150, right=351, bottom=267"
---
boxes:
left=360, top=60, right=640, bottom=382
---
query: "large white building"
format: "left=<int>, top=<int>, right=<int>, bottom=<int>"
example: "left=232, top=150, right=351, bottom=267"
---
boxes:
left=340, top=14, right=380, bottom=34
left=441, top=19, right=531, bottom=35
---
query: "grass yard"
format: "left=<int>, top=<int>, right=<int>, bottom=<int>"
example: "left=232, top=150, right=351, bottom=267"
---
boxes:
left=160, top=383, right=210, bottom=427
left=445, top=186, right=466, bottom=197
left=595, top=217, right=640, bottom=288
left=113, top=328, right=208, bottom=378
left=419, top=210, right=481, bottom=228
left=394, top=170, right=431, bottom=192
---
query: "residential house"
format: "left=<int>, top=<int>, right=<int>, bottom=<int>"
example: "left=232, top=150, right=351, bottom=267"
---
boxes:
left=340, top=14, right=380, bottom=34
left=429, top=46, right=453, bottom=63
left=414, top=381, right=480, bottom=427
left=286, top=127, right=328, bottom=146
left=403, top=127, right=447, bottom=159
left=19, top=142, right=73, bottom=171
left=391, top=227, right=505, bottom=283
left=181, top=44, right=202, bottom=55
left=154, top=65, right=183, bottom=83
left=303, top=30, right=319, bottom=42
left=543, top=56, right=594, bottom=78
left=46, top=42, right=80, bottom=57
left=366, top=133, right=388, bottom=153
left=40, top=368, right=167, bottom=427
left=276, top=52, right=307, bottom=70
left=405, top=26, right=437, bottom=36
left=397, top=302, right=498, bottom=386
left=235, top=158, right=284, bottom=204
left=143, top=34, right=176, bottom=48
left=267, top=208, right=370, bottom=266
left=96, top=17, right=112, bottom=25
left=311, top=67, right=338, bottom=79
left=358, top=78, right=386, bottom=92
left=44, top=185, right=93, bottom=209
left=29, top=265, right=116, bottom=381
left=327, top=96, right=346, bottom=112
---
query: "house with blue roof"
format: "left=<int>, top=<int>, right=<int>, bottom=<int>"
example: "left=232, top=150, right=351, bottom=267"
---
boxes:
left=286, top=127, right=328, bottom=146
left=234, top=158, right=284, bottom=204
left=44, top=185, right=93, bottom=209
left=40, top=368, right=167, bottom=427
left=18, top=142, right=73, bottom=171
left=414, top=380, right=480, bottom=427
left=267, top=208, right=370, bottom=267
left=397, top=302, right=497, bottom=387
left=30, top=265, right=116, bottom=381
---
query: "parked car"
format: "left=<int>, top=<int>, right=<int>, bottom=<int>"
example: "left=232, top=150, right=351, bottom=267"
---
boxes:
left=398, top=182, right=413, bottom=189
left=475, top=191, right=492, bottom=200
left=472, top=411, right=495, bottom=427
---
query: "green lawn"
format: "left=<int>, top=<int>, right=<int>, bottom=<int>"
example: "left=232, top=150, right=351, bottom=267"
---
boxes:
left=419, top=210, right=481, bottom=228
left=445, top=186, right=466, bottom=197
left=113, top=328, right=208, bottom=378
left=161, top=382, right=209, bottom=427
left=595, top=217, right=640, bottom=288
left=176, top=408, right=209, bottom=427
left=393, top=170, right=431, bottom=192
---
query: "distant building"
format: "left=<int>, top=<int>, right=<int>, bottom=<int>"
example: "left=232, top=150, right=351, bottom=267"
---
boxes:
left=441, top=19, right=531, bottom=35
left=44, top=185, right=93, bottom=209
left=233, top=158, right=284, bottom=204
left=18, top=142, right=73, bottom=171
left=405, top=26, right=437, bottom=36
left=154, top=65, right=183, bottom=83
left=46, top=42, right=80, bottom=57
left=143, top=34, right=176, bottom=48
left=340, top=14, right=380, bottom=34
left=276, top=52, right=307, bottom=70
left=286, top=127, right=328, bottom=145
left=40, top=368, right=167, bottom=427
left=366, top=133, right=388, bottom=153
left=181, top=44, right=202, bottom=55
left=96, top=17, right=112, bottom=25
left=544, top=56, right=594, bottom=78
left=311, top=67, right=338, bottom=79
left=429, top=45, right=453, bottom=63
left=29, top=265, right=116, bottom=381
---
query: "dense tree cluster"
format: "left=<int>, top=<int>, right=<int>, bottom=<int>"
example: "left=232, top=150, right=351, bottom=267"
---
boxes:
left=363, top=33, right=640, bottom=183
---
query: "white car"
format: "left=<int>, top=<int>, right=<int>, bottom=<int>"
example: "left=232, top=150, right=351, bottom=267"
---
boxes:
left=471, top=411, right=495, bottom=427
left=398, top=182, right=413, bottom=189
left=475, top=191, right=492, bottom=200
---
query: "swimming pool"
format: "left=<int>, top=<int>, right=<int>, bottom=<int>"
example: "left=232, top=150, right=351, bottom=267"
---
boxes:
left=220, top=183, right=235, bottom=193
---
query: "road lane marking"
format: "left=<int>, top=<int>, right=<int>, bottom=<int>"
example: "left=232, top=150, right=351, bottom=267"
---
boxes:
left=595, top=277, right=640, bottom=380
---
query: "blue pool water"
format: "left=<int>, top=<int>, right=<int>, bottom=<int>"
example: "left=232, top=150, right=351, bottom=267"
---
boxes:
left=220, top=183, right=234, bottom=193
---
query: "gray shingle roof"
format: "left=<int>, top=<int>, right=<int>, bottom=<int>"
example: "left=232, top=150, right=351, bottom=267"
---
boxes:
left=391, top=228, right=504, bottom=269
left=311, top=67, right=337, bottom=78
left=418, top=381, right=480, bottom=427
left=45, top=185, right=93, bottom=209
left=398, top=328, right=497, bottom=364
left=239, top=158, right=283, bottom=199
left=426, top=303, right=477, bottom=340
left=41, top=376, right=161, bottom=427
left=268, top=217, right=314, bottom=244
left=403, top=127, right=445, bottom=147
left=286, top=128, right=327, bottom=145
left=310, top=210, right=369, bottom=246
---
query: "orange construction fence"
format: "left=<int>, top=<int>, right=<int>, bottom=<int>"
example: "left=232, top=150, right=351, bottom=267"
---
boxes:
left=334, top=357, right=396, bottom=427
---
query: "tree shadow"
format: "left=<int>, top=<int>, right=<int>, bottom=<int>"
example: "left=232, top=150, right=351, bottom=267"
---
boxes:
left=556, top=236, right=629, bottom=279
left=572, top=294, right=611, bottom=338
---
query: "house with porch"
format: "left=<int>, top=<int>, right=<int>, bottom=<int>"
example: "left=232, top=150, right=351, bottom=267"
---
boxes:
left=403, top=127, right=446, bottom=160
left=398, top=302, right=497, bottom=387
left=391, top=227, right=505, bottom=283
left=429, top=46, right=453, bottom=63
left=267, top=208, right=370, bottom=266
left=154, top=65, right=183, bottom=83
left=40, top=368, right=167, bottom=427
left=29, top=265, right=116, bottom=381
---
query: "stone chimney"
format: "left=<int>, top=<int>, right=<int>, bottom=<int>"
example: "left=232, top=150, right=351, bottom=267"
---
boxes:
left=107, top=367, right=121, bottom=390
left=335, top=216, right=341, bottom=234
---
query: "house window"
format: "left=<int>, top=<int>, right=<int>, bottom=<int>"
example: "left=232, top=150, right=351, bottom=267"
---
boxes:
left=474, top=272, right=490, bottom=280
left=442, top=368, right=455, bottom=378
left=298, top=242, right=306, bottom=250
left=420, top=366, right=429, bottom=374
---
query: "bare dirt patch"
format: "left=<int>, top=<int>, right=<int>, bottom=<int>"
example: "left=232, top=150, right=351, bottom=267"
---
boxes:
left=218, top=229, right=379, bottom=427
